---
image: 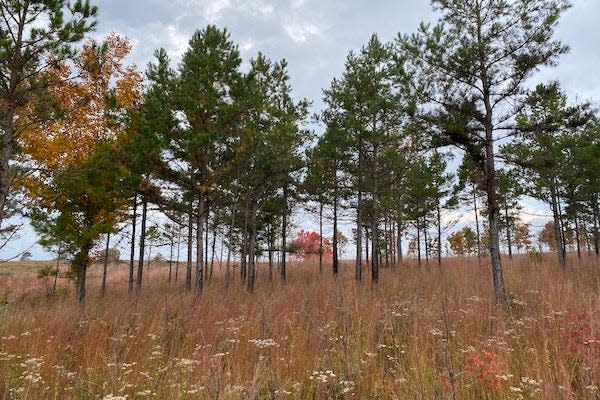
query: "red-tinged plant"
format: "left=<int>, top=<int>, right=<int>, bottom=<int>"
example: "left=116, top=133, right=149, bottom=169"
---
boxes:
left=291, top=230, right=333, bottom=260
left=563, top=313, right=596, bottom=348
left=463, top=350, right=504, bottom=392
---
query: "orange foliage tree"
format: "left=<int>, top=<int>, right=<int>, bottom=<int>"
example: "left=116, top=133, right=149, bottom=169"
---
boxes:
left=21, top=34, right=142, bottom=301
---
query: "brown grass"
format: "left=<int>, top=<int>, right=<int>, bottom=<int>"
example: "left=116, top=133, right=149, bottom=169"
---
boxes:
left=0, top=255, right=599, bottom=399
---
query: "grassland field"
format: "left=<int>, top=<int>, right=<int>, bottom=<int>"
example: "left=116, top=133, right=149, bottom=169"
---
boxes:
left=0, top=255, right=599, bottom=399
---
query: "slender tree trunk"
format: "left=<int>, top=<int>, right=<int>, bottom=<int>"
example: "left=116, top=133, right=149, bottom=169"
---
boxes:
left=424, top=217, right=429, bottom=264
left=396, top=223, right=403, bottom=265
left=483, top=114, right=507, bottom=303
left=356, top=146, right=364, bottom=281
left=168, top=234, right=174, bottom=283
left=128, top=195, right=137, bottom=294
left=281, top=185, right=288, bottom=282
left=592, top=194, right=599, bottom=257
left=101, top=232, right=110, bottom=297
left=365, top=228, right=369, bottom=264
left=268, top=227, right=274, bottom=282
left=371, top=142, right=380, bottom=284
left=505, top=200, right=513, bottom=260
left=210, top=225, right=217, bottom=281
left=550, top=183, right=566, bottom=267
left=582, top=221, right=592, bottom=255
left=241, top=202, right=249, bottom=282
left=185, top=200, right=193, bottom=291
left=204, top=207, right=210, bottom=282
left=473, top=185, right=482, bottom=267
left=136, top=200, right=148, bottom=289
left=557, top=191, right=568, bottom=260
left=75, top=239, right=93, bottom=303
left=437, top=205, right=442, bottom=265
left=574, top=214, right=581, bottom=260
left=416, top=223, right=422, bottom=266
left=226, top=203, right=236, bottom=288
left=175, top=229, right=181, bottom=282
left=319, top=200, right=324, bottom=274
left=53, top=245, right=61, bottom=293
left=0, top=109, right=16, bottom=228
left=247, top=201, right=258, bottom=293
left=333, top=194, right=339, bottom=276
left=196, top=194, right=205, bottom=293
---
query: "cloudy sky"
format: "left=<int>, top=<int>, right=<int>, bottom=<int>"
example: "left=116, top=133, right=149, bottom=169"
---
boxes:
left=4, top=0, right=600, bottom=260
left=88, top=0, right=600, bottom=106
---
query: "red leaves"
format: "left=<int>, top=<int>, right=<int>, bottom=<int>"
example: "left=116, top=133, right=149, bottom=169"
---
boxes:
left=291, top=230, right=333, bottom=260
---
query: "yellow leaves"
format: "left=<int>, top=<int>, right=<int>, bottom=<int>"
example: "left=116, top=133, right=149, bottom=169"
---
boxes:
left=21, top=33, right=142, bottom=172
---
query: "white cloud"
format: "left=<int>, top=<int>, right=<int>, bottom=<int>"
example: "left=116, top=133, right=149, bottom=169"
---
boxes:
left=283, top=21, right=320, bottom=43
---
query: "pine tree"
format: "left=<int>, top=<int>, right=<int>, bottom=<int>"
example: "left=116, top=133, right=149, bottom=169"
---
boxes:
left=400, top=0, right=571, bottom=302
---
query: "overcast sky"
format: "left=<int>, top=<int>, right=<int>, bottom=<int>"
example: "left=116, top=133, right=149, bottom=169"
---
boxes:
left=4, top=0, right=600, bottom=260
left=89, top=0, right=600, bottom=108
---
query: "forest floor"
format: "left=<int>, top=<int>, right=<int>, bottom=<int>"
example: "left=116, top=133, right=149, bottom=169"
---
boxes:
left=0, top=254, right=599, bottom=399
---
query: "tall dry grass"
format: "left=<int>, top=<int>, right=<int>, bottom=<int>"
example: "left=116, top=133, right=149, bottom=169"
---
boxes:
left=0, top=254, right=599, bottom=399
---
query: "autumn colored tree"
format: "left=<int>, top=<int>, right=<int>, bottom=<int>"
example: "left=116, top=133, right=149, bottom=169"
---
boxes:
left=291, top=230, right=333, bottom=260
left=22, top=34, right=142, bottom=301
left=0, top=0, right=97, bottom=228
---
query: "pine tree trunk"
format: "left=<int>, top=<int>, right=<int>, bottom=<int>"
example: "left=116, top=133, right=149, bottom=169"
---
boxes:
left=241, top=203, right=249, bottom=282
left=574, top=215, right=581, bottom=259
left=128, top=195, right=137, bottom=294
left=396, top=224, right=403, bottom=265
left=101, top=233, right=110, bottom=297
left=437, top=204, right=442, bottom=266
left=0, top=109, right=15, bottom=228
left=484, top=121, right=507, bottom=303
left=185, top=200, right=193, bottom=291
left=196, top=194, right=205, bottom=293
left=268, top=228, right=274, bottom=282
left=592, top=194, right=599, bottom=257
left=175, top=230, right=181, bottom=282
left=281, top=185, right=288, bottom=282
left=505, top=201, right=513, bottom=260
left=356, top=146, right=364, bottom=281
left=136, top=200, right=147, bottom=289
left=168, top=233, right=174, bottom=283
left=247, top=201, right=258, bottom=293
left=417, top=223, right=422, bottom=266
left=333, top=194, right=339, bottom=276
left=319, top=200, right=324, bottom=274
left=424, top=217, right=429, bottom=264
left=473, top=186, right=482, bottom=267
left=550, top=183, right=566, bottom=267
left=371, top=145, right=379, bottom=284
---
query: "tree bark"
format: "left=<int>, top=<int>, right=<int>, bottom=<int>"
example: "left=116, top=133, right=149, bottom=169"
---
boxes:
left=74, top=239, right=93, bottom=303
left=550, top=182, right=566, bottom=267
left=185, top=200, right=193, bottom=291
left=196, top=194, right=205, bottom=293
left=128, top=195, right=137, bottom=294
left=592, top=194, right=599, bottom=257
left=396, top=223, right=403, bottom=265
left=281, top=185, right=288, bottom=282
left=333, top=194, right=339, bottom=276
left=356, top=146, right=364, bottom=281
left=136, top=200, right=148, bottom=289
left=247, top=201, right=258, bottom=292
left=101, top=232, right=110, bottom=297
left=473, top=185, right=482, bottom=267
left=319, top=200, right=324, bottom=274
left=504, top=200, right=513, bottom=260
left=483, top=111, right=507, bottom=303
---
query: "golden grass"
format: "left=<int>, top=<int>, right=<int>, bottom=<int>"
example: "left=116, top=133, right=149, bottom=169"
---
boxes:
left=0, top=255, right=599, bottom=399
